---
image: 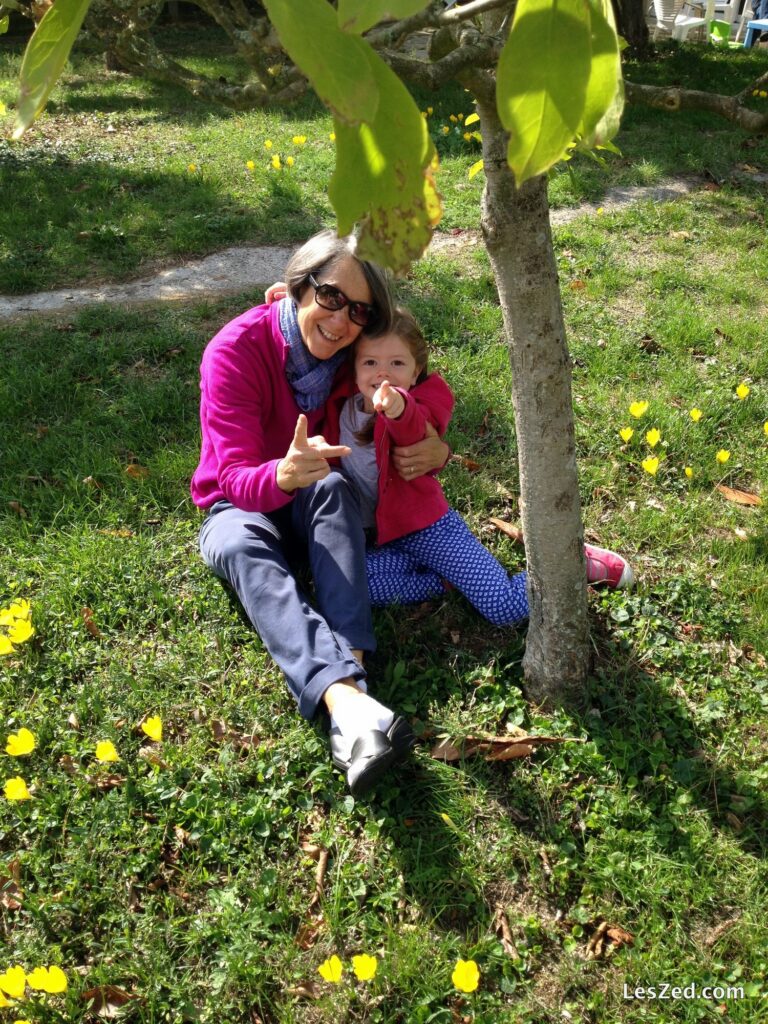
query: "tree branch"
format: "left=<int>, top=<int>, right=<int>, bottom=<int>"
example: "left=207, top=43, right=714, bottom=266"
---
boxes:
left=381, top=36, right=500, bottom=89
left=365, top=2, right=444, bottom=48
left=625, top=80, right=768, bottom=133
left=439, top=0, right=515, bottom=23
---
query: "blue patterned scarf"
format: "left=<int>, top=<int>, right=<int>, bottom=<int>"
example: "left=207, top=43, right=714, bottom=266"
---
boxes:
left=279, top=297, right=346, bottom=412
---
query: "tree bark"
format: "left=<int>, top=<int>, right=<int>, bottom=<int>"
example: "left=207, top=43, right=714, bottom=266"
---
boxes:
left=471, top=88, right=591, bottom=707
left=611, top=0, right=650, bottom=58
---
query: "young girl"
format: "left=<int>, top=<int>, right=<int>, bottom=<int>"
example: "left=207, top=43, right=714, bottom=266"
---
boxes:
left=327, top=308, right=633, bottom=626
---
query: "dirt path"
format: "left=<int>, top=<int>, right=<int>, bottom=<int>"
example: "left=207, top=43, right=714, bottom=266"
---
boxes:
left=0, top=180, right=695, bottom=322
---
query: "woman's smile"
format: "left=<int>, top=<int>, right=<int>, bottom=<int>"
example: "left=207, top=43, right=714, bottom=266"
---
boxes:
left=297, top=255, right=372, bottom=359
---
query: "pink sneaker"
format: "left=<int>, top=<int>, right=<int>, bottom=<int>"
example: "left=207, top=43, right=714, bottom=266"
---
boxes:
left=584, top=543, right=634, bottom=589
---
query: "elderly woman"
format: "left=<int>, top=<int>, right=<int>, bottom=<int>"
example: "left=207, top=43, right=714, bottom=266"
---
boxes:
left=192, top=231, right=447, bottom=796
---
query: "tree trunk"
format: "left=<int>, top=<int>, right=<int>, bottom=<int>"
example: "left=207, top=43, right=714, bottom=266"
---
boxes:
left=473, top=94, right=590, bottom=708
left=611, top=0, right=651, bottom=58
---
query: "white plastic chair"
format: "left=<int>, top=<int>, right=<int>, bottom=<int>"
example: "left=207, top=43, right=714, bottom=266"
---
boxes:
left=672, top=0, right=743, bottom=39
left=651, top=0, right=682, bottom=37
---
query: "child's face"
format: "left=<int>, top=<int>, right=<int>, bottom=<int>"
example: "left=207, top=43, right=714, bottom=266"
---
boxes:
left=355, top=334, right=421, bottom=413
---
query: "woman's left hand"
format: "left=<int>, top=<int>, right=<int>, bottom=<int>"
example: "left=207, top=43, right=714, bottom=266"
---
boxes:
left=392, top=421, right=450, bottom=480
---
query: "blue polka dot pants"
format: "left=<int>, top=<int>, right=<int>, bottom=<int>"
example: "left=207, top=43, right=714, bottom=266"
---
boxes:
left=366, top=509, right=529, bottom=626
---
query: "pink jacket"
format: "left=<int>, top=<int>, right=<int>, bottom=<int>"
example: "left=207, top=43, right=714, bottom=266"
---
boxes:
left=325, top=373, right=454, bottom=546
left=191, top=302, right=352, bottom=512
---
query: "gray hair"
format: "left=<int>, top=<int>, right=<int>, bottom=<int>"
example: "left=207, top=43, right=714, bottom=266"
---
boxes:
left=284, top=229, right=394, bottom=336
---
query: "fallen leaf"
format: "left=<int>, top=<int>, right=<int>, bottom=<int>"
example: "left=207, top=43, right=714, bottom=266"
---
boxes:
left=299, top=843, right=324, bottom=861
left=173, top=825, right=190, bottom=847
left=715, top=484, right=762, bottom=507
left=0, top=860, right=23, bottom=910
left=669, top=230, right=692, bottom=239
left=82, top=476, right=102, bottom=488
left=308, top=848, right=329, bottom=911
left=484, top=742, right=536, bottom=761
left=59, top=754, right=79, bottom=774
left=284, top=980, right=322, bottom=1000
left=8, top=501, right=28, bottom=518
left=451, top=454, right=481, bottom=473
left=137, top=747, right=168, bottom=769
left=606, top=924, right=635, bottom=947
left=82, top=985, right=136, bottom=1017
left=430, top=733, right=572, bottom=762
left=638, top=333, right=662, bottom=354
left=295, top=915, right=324, bottom=950
left=569, top=279, right=586, bottom=290
left=124, top=463, right=150, bottom=480
left=87, top=773, right=124, bottom=790
left=586, top=919, right=634, bottom=959
left=210, top=719, right=261, bottom=749
left=98, top=528, right=134, bottom=538
left=430, top=738, right=463, bottom=761
left=67, top=712, right=80, bottom=730
left=82, top=607, right=102, bottom=638
left=488, top=518, right=524, bottom=544
left=493, top=904, right=519, bottom=959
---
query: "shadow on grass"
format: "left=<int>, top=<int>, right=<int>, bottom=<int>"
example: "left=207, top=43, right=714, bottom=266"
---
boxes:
left=583, top=603, right=768, bottom=860
left=0, top=153, right=322, bottom=293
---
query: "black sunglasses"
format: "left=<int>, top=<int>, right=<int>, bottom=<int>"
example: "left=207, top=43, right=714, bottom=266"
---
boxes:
left=307, top=274, right=378, bottom=328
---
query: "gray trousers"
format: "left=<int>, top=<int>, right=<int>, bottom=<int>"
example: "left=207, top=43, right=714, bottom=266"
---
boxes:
left=199, top=472, right=375, bottom=721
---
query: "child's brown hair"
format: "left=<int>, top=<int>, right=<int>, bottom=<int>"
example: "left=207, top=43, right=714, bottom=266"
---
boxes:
left=353, top=307, right=430, bottom=444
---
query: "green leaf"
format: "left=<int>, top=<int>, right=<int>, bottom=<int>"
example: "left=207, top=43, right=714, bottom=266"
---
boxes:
left=576, top=0, right=624, bottom=150
left=330, top=45, right=442, bottom=274
left=13, top=0, right=92, bottom=138
left=496, top=0, right=592, bottom=186
left=262, top=0, right=378, bottom=124
left=0, top=15, right=9, bottom=34
left=338, top=0, right=430, bottom=35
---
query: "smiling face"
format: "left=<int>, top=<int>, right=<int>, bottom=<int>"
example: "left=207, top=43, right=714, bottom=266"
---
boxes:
left=354, top=334, right=421, bottom=413
left=296, top=255, right=372, bottom=360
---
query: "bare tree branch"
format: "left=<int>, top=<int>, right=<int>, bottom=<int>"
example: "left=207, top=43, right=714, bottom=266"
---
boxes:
left=625, top=80, right=768, bottom=133
left=382, top=36, right=500, bottom=89
left=365, top=2, right=444, bottom=48
left=439, top=0, right=515, bottom=23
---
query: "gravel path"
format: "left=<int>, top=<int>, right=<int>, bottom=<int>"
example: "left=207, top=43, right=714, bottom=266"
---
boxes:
left=0, top=180, right=695, bottom=322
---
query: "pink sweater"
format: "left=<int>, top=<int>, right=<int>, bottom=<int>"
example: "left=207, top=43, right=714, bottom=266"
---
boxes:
left=191, top=302, right=341, bottom=512
left=325, top=373, right=454, bottom=546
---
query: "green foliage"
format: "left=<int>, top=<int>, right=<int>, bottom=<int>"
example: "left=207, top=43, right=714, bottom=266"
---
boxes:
left=261, top=0, right=378, bottom=124
left=497, top=0, right=592, bottom=184
left=330, top=47, right=441, bottom=274
left=337, top=0, right=431, bottom=35
left=1, top=226, right=767, bottom=1014
left=577, top=0, right=624, bottom=150
left=13, top=0, right=92, bottom=138
left=498, top=0, right=623, bottom=185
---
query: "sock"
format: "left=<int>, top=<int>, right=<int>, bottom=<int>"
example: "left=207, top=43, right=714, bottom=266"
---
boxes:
left=330, top=693, right=395, bottom=762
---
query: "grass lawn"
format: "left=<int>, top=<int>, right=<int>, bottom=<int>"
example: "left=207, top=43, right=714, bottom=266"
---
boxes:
left=1, top=26, right=768, bottom=1024
left=1, top=28, right=768, bottom=292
